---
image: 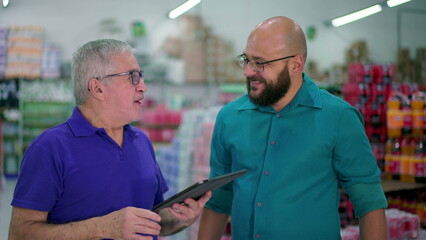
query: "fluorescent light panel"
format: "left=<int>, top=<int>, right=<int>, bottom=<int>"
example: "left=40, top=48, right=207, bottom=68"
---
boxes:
left=168, top=0, right=201, bottom=19
left=331, top=4, right=382, bottom=27
left=387, top=0, right=412, bottom=7
left=3, top=0, right=9, bottom=8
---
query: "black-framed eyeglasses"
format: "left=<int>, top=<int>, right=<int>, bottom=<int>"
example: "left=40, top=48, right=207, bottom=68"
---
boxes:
left=96, top=70, right=144, bottom=85
left=237, top=54, right=295, bottom=72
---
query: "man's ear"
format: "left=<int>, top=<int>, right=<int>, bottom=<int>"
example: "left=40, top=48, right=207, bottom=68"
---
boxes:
left=289, top=55, right=304, bottom=76
left=88, top=78, right=105, bottom=100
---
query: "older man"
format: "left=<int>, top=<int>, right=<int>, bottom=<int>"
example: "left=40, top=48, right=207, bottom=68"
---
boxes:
left=9, top=39, right=211, bottom=240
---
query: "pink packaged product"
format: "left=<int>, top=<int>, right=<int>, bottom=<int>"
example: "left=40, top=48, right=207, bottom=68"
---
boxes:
left=0, top=26, right=7, bottom=78
left=340, top=225, right=359, bottom=240
left=386, top=208, right=420, bottom=240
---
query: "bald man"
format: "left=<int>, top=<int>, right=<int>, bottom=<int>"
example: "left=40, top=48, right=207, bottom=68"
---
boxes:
left=197, top=16, right=387, bottom=240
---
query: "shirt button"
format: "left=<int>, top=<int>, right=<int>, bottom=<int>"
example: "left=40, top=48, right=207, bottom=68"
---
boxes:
left=276, top=113, right=280, bottom=118
left=257, top=202, right=262, bottom=207
left=264, top=170, right=270, bottom=175
left=270, top=141, right=276, bottom=145
left=255, top=233, right=261, bottom=238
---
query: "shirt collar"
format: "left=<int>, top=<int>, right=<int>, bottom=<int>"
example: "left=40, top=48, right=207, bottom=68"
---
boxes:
left=67, top=106, right=135, bottom=137
left=238, top=73, right=322, bottom=112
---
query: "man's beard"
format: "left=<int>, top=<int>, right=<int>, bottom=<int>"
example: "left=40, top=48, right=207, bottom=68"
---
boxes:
left=247, top=65, right=291, bottom=106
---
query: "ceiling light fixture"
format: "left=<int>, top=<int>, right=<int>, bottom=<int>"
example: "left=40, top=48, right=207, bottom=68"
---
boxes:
left=330, top=4, right=383, bottom=27
left=168, top=0, right=201, bottom=19
left=3, top=0, right=9, bottom=8
left=327, top=0, right=414, bottom=27
left=387, top=0, right=412, bottom=7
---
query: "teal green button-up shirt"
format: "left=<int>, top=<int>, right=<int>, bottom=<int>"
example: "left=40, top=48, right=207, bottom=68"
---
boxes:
left=206, top=74, right=387, bottom=240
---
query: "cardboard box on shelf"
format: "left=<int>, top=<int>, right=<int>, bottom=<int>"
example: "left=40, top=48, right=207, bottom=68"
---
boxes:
left=415, top=48, right=426, bottom=85
left=181, top=39, right=207, bottom=83
left=5, top=25, right=44, bottom=80
left=346, top=40, right=369, bottom=64
left=162, top=36, right=182, bottom=58
left=396, top=48, right=415, bottom=83
left=179, top=15, right=206, bottom=41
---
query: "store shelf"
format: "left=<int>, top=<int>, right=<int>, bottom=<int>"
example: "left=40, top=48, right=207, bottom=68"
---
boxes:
left=1, top=79, right=73, bottom=177
left=382, top=179, right=426, bottom=193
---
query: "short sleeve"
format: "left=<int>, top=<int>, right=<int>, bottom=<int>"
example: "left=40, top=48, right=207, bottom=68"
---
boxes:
left=12, top=143, right=63, bottom=212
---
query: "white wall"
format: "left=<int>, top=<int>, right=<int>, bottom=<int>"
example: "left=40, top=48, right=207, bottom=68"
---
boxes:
left=0, top=0, right=425, bottom=72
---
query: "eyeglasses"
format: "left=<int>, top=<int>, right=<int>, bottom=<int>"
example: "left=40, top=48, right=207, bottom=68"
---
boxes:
left=96, top=70, right=144, bottom=85
left=237, top=54, right=295, bottom=72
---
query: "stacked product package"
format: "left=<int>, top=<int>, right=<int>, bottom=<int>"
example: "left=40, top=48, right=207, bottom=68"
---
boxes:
left=155, top=140, right=180, bottom=201
left=340, top=225, right=359, bottom=240
left=0, top=26, right=8, bottom=78
left=387, top=191, right=426, bottom=229
left=177, top=107, right=219, bottom=240
left=340, top=208, right=422, bottom=240
left=0, top=79, right=20, bottom=177
left=5, top=25, right=44, bottom=79
left=342, top=63, right=394, bottom=175
left=385, top=88, right=426, bottom=184
left=339, top=189, right=356, bottom=227
left=138, top=105, right=182, bottom=143
left=156, top=107, right=220, bottom=240
left=386, top=208, right=421, bottom=240
left=41, top=42, right=61, bottom=79
left=156, top=106, right=220, bottom=240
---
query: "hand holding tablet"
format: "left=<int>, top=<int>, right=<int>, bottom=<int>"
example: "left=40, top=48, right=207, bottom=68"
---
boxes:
left=153, top=169, right=247, bottom=212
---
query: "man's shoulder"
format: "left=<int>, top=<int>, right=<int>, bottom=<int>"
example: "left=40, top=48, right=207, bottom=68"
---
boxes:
left=221, top=94, right=250, bottom=112
left=318, top=89, right=354, bottom=111
left=33, top=123, right=69, bottom=142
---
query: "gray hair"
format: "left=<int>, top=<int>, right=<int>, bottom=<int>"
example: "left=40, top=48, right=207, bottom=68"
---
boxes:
left=71, top=39, right=136, bottom=105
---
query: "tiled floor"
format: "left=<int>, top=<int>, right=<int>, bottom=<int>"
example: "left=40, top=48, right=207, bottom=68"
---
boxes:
left=0, top=177, right=16, bottom=240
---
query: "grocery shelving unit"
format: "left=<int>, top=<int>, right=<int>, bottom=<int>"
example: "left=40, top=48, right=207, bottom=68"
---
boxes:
left=1, top=79, right=73, bottom=177
left=22, top=100, right=73, bottom=152
left=382, top=179, right=426, bottom=193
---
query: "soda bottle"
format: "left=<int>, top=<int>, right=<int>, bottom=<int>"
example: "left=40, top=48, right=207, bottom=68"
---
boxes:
left=401, top=96, right=413, bottom=137
left=412, top=94, right=424, bottom=138
left=400, top=137, right=414, bottom=182
left=387, top=96, right=402, bottom=138
left=413, top=137, right=425, bottom=183
left=389, top=137, right=401, bottom=180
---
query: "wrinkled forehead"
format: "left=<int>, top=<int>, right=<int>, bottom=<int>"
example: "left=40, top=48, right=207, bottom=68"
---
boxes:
left=109, top=51, right=140, bottom=72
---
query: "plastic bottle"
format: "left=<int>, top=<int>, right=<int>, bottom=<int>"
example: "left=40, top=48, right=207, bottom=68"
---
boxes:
left=387, top=96, right=403, bottom=138
left=413, top=138, right=425, bottom=183
left=400, top=137, right=414, bottom=182
left=384, top=138, right=394, bottom=180
left=416, top=199, right=424, bottom=229
left=411, top=94, right=424, bottom=138
left=389, top=138, right=401, bottom=180
left=401, top=96, right=413, bottom=137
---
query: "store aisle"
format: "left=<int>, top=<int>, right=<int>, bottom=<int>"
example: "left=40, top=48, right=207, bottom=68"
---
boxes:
left=0, top=177, right=16, bottom=240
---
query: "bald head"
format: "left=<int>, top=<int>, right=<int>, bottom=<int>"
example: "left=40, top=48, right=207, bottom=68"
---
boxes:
left=246, top=16, right=307, bottom=62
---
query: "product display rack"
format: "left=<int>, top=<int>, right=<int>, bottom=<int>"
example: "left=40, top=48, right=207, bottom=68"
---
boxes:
left=22, top=100, right=73, bottom=152
left=2, top=117, right=21, bottom=177
left=1, top=79, right=21, bottom=177
left=1, top=78, right=73, bottom=177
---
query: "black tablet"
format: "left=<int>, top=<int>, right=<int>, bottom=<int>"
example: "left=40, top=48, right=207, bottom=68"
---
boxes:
left=152, top=169, right=247, bottom=212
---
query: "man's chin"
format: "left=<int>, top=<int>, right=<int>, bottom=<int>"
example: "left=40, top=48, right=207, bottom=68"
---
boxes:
left=249, top=94, right=261, bottom=104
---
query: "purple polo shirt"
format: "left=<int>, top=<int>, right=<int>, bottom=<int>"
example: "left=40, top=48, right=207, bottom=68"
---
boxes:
left=12, top=107, right=168, bottom=228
